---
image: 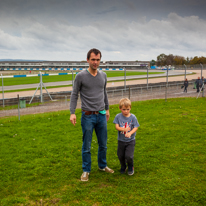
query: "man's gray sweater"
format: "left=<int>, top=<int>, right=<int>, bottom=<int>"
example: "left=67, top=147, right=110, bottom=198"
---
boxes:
left=70, top=70, right=109, bottom=114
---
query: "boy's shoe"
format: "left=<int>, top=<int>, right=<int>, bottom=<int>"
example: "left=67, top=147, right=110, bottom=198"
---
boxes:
left=81, top=172, right=89, bottom=181
left=128, top=167, right=134, bottom=176
left=99, top=166, right=114, bottom=173
left=120, top=166, right=127, bottom=174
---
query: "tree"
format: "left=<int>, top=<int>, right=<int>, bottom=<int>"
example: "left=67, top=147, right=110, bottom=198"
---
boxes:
left=199, top=56, right=206, bottom=64
left=173, top=55, right=186, bottom=65
left=156, top=53, right=206, bottom=66
left=186, top=57, right=190, bottom=65
left=190, top=56, right=206, bottom=64
left=165, top=54, right=174, bottom=65
left=150, top=59, right=156, bottom=66
left=156, top=53, right=167, bottom=66
left=190, top=56, right=199, bottom=65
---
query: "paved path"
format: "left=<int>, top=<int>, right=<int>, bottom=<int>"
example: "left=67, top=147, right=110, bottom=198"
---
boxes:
left=1, top=69, right=205, bottom=99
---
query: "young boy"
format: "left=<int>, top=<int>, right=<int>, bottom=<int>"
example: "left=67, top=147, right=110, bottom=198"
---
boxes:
left=113, top=98, right=140, bottom=175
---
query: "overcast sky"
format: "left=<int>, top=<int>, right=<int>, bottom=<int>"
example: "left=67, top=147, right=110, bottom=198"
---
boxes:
left=0, top=0, right=206, bottom=61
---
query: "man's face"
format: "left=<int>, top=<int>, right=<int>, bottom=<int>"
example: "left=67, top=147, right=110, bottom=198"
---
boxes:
left=87, top=52, right=101, bottom=70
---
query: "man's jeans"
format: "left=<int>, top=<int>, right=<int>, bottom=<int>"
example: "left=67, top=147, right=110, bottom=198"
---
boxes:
left=81, top=112, right=107, bottom=172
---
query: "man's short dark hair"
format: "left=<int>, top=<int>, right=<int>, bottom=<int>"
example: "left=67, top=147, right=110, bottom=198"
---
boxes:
left=87, top=48, right=102, bottom=60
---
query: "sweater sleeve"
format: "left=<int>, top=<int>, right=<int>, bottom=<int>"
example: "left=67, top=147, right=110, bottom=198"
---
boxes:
left=104, top=73, right=109, bottom=110
left=70, top=74, right=81, bottom=114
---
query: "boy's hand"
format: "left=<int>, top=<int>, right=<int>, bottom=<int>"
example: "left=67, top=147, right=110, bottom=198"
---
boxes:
left=124, top=127, right=130, bottom=132
left=125, top=132, right=131, bottom=138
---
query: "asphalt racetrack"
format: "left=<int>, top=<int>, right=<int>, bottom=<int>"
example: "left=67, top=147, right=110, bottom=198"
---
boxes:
left=1, top=69, right=191, bottom=91
left=1, top=69, right=205, bottom=99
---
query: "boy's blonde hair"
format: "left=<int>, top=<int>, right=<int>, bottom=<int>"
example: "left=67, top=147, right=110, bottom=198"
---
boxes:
left=119, top=98, right=131, bottom=109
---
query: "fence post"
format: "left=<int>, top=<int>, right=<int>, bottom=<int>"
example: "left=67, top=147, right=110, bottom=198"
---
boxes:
left=184, top=64, right=187, bottom=80
left=165, top=66, right=168, bottom=102
left=17, top=94, right=20, bottom=121
left=200, top=63, right=203, bottom=80
left=147, top=66, right=149, bottom=90
left=124, top=67, right=126, bottom=91
left=200, top=63, right=204, bottom=97
left=129, top=86, right=130, bottom=99
left=1, top=74, right=4, bottom=107
left=29, top=71, right=52, bottom=104
left=131, top=87, right=132, bottom=98
left=40, top=72, right=43, bottom=103
left=166, top=66, right=169, bottom=87
left=65, top=96, right=67, bottom=105
left=72, top=70, right=74, bottom=87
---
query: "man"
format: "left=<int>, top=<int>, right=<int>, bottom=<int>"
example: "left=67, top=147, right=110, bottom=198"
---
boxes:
left=195, top=77, right=201, bottom=93
left=70, top=48, right=114, bottom=181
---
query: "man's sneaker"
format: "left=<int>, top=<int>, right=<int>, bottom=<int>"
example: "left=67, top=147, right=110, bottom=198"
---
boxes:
left=81, top=172, right=89, bottom=181
left=128, top=167, right=134, bottom=176
left=99, top=166, right=114, bottom=173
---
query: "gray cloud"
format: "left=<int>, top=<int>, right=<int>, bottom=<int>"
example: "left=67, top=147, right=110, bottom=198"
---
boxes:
left=0, top=0, right=206, bottom=61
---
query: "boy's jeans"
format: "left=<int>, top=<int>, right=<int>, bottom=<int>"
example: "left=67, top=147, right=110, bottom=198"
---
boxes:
left=81, top=112, right=107, bottom=172
left=117, top=140, right=135, bottom=171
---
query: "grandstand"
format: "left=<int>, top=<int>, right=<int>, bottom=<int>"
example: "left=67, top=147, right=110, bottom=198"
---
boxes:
left=0, top=60, right=149, bottom=71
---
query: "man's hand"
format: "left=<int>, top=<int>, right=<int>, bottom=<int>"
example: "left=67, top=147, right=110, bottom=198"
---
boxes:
left=106, top=110, right=110, bottom=122
left=70, top=114, right=77, bottom=126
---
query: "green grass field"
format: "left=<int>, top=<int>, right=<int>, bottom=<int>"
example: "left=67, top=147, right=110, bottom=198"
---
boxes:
left=0, top=71, right=163, bottom=86
left=0, top=98, right=205, bottom=205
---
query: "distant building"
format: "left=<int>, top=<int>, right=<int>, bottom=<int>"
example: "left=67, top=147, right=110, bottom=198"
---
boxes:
left=0, top=60, right=150, bottom=70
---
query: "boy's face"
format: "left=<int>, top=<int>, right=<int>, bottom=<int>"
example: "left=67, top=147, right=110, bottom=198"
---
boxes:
left=120, top=106, right=131, bottom=117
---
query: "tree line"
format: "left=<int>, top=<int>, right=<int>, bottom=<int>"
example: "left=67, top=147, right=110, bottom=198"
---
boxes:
left=150, top=54, right=206, bottom=66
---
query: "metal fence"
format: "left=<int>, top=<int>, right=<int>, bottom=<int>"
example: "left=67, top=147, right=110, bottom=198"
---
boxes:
left=0, top=80, right=204, bottom=118
left=107, top=81, right=203, bottom=103
left=174, top=64, right=205, bottom=70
